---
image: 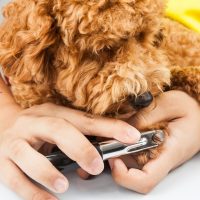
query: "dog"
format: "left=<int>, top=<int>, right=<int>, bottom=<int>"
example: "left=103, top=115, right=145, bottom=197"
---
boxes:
left=0, top=0, right=200, bottom=166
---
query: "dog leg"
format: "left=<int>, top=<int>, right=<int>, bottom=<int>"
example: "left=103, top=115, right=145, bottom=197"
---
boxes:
left=161, top=18, right=200, bottom=67
left=170, top=66, right=200, bottom=103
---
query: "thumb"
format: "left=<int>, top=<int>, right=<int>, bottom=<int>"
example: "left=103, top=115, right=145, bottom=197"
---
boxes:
left=128, top=91, right=188, bottom=130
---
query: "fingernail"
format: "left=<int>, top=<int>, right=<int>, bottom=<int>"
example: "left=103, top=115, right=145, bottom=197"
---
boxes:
left=127, top=127, right=141, bottom=142
left=91, top=157, right=104, bottom=175
left=53, top=178, right=68, bottom=193
left=108, top=159, right=114, bottom=170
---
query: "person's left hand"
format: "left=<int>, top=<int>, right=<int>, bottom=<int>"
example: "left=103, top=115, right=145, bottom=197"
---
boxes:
left=108, top=91, right=200, bottom=193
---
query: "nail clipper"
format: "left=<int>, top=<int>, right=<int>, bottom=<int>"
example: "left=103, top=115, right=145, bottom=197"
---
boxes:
left=46, top=130, right=164, bottom=171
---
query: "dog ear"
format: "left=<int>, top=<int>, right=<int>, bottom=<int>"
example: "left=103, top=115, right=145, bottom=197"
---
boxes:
left=0, top=1, right=59, bottom=84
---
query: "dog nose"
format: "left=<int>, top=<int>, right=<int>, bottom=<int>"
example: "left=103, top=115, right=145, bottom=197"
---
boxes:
left=129, top=92, right=153, bottom=109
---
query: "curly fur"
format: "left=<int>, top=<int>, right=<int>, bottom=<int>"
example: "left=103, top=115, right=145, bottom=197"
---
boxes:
left=0, top=0, right=200, bottom=166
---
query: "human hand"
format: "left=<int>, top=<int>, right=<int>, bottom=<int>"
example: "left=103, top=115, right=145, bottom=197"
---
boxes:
left=0, top=103, right=140, bottom=200
left=108, top=90, right=200, bottom=193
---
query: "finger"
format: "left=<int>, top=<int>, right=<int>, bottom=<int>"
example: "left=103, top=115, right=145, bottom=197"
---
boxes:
left=14, top=116, right=104, bottom=175
left=0, top=159, right=58, bottom=200
left=109, top=149, right=174, bottom=194
left=76, top=168, right=91, bottom=180
left=128, top=90, right=189, bottom=129
left=27, top=103, right=141, bottom=144
left=8, top=140, right=68, bottom=194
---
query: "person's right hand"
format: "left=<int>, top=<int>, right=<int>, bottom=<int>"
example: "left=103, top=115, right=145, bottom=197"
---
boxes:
left=108, top=91, right=200, bottom=193
left=0, top=103, right=140, bottom=200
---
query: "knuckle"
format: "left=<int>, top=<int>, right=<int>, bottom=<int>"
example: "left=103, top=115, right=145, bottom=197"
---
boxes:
left=8, top=175, right=20, bottom=191
left=36, top=171, right=58, bottom=187
left=15, top=115, right=30, bottom=126
left=39, top=102, right=55, bottom=110
left=31, top=192, right=51, bottom=200
left=46, top=118, right=67, bottom=131
left=84, top=115, right=97, bottom=133
left=138, top=181, right=154, bottom=194
left=112, top=170, right=123, bottom=184
left=26, top=103, right=55, bottom=114
left=9, top=139, right=25, bottom=159
left=0, top=131, right=12, bottom=154
left=42, top=117, right=69, bottom=141
left=168, top=90, right=186, bottom=100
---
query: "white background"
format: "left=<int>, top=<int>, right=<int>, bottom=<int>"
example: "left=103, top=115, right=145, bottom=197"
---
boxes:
left=0, top=0, right=200, bottom=199
left=0, top=154, right=200, bottom=200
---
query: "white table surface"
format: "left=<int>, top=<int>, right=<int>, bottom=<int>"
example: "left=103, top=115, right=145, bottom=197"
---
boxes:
left=0, top=0, right=200, bottom=199
left=0, top=153, right=200, bottom=200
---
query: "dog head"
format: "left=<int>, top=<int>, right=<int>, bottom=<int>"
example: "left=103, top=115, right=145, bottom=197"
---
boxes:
left=53, top=0, right=170, bottom=116
left=54, top=0, right=165, bottom=52
left=0, top=0, right=170, bottom=117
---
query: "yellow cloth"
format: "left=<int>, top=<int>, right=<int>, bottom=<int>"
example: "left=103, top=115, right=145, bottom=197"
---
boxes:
left=166, top=0, right=200, bottom=33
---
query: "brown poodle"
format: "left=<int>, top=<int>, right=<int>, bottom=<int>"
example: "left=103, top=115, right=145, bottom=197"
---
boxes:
left=0, top=0, right=200, bottom=166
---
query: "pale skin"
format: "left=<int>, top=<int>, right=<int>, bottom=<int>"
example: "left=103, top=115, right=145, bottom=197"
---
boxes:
left=0, top=77, right=141, bottom=200
left=0, top=77, right=200, bottom=199
left=78, top=91, right=200, bottom=193
left=108, top=90, right=200, bottom=193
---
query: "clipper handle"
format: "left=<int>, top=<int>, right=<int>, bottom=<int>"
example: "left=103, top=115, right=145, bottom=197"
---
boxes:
left=46, top=130, right=164, bottom=171
left=46, top=144, right=102, bottom=171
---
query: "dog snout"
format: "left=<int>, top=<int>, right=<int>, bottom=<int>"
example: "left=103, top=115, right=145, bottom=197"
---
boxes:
left=129, top=92, right=153, bottom=109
